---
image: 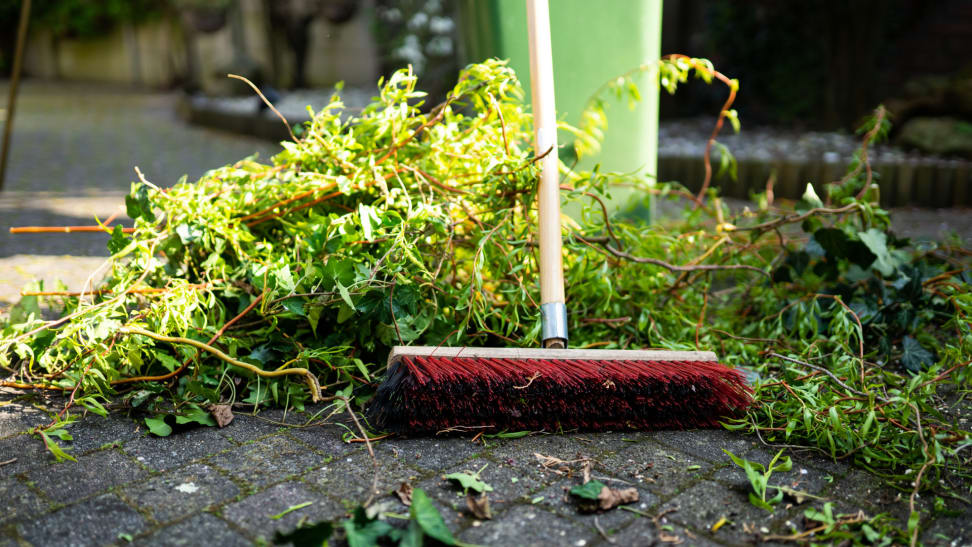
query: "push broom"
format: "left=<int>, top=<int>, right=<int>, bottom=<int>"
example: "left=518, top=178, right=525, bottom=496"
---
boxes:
left=366, top=0, right=751, bottom=433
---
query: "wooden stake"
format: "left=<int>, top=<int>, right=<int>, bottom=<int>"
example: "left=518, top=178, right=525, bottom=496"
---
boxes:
left=0, top=0, right=31, bottom=190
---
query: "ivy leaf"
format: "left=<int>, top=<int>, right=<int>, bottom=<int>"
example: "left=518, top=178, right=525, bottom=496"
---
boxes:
left=273, top=520, right=333, bottom=547
left=107, top=225, right=130, bottom=255
left=175, top=406, right=217, bottom=427
left=569, top=480, right=607, bottom=500
left=444, top=471, right=493, bottom=494
left=901, top=336, right=934, bottom=373
left=344, top=507, right=394, bottom=547
left=282, top=298, right=306, bottom=317
left=145, top=416, right=173, bottom=437
left=410, top=488, right=457, bottom=545
left=858, top=229, right=901, bottom=276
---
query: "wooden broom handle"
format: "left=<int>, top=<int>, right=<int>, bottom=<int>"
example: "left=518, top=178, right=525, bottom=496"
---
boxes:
left=526, top=0, right=567, bottom=346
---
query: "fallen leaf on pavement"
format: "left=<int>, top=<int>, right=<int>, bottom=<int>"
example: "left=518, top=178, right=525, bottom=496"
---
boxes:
left=778, top=485, right=826, bottom=504
left=208, top=404, right=234, bottom=428
left=659, top=532, right=684, bottom=544
left=597, top=485, right=638, bottom=511
left=466, top=493, right=492, bottom=520
left=394, top=482, right=413, bottom=506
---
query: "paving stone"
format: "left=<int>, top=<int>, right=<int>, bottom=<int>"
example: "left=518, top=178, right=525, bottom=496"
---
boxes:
left=823, top=468, right=907, bottom=511
left=0, top=530, right=18, bottom=547
left=282, top=423, right=358, bottom=460
left=221, top=481, right=345, bottom=541
left=458, top=505, right=596, bottom=547
left=218, top=408, right=305, bottom=444
left=529, top=477, right=652, bottom=536
left=123, top=426, right=235, bottom=472
left=377, top=435, right=484, bottom=472
left=423, top=456, right=553, bottom=510
left=304, top=449, right=421, bottom=504
left=134, top=513, right=250, bottom=547
left=649, top=428, right=758, bottom=464
left=0, top=478, right=49, bottom=525
left=711, top=448, right=831, bottom=498
left=921, top=505, right=972, bottom=547
left=607, top=517, right=722, bottom=547
left=209, top=434, right=324, bottom=491
left=659, top=480, right=789, bottom=545
left=0, top=434, right=52, bottom=478
left=0, top=401, right=49, bottom=439
left=18, top=494, right=147, bottom=547
left=487, top=433, right=596, bottom=467
left=597, top=442, right=712, bottom=497
left=26, top=448, right=147, bottom=504
left=121, top=463, right=240, bottom=523
left=62, top=412, right=141, bottom=455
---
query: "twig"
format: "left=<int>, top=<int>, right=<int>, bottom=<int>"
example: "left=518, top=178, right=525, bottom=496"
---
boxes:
left=389, top=279, right=404, bottom=346
left=22, top=283, right=214, bottom=297
left=594, top=516, right=616, bottom=544
left=10, top=226, right=134, bottom=234
left=575, top=234, right=769, bottom=278
left=0, top=458, right=16, bottom=467
left=767, top=353, right=883, bottom=402
left=112, top=290, right=265, bottom=386
left=513, top=372, right=541, bottom=390
left=228, top=73, right=297, bottom=143
left=730, top=203, right=860, bottom=235
left=339, top=396, right=380, bottom=507
left=118, top=326, right=321, bottom=402
left=663, top=55, right=737, bottom=205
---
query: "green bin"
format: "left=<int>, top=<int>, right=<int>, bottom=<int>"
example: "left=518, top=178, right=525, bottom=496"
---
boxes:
left=457, top=0, right=663, bottom=211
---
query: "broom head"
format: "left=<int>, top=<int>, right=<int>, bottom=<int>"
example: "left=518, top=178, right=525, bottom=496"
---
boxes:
left=366, top=346, right=752, bottom=434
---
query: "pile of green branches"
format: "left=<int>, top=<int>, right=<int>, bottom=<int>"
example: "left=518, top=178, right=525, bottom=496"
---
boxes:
left=1, top=58, right=969, bottom=544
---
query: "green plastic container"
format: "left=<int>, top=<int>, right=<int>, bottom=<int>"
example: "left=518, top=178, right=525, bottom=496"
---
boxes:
left=457, top=0, right=662, bottom=211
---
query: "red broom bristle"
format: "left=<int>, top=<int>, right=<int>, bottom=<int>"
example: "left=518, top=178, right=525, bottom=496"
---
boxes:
left=366, top=356, right=752, bottom=434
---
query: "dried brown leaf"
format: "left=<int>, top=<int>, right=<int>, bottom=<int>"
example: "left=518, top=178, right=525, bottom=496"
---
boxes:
left=465, top=493, right=492, bottom=520
left=394, top=482, right=413, bottom=506
left=597, top=485, right=638, bottom=511
left=208, top=404, right=234, bottom=428
left=658, top=531, right=684, bottom=544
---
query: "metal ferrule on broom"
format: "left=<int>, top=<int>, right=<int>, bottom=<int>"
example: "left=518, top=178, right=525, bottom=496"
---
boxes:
left=527, top=0, right=569, bottom=349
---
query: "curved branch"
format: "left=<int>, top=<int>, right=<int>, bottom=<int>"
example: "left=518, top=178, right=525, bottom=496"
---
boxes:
left=119, top=326, right=322, bottom=402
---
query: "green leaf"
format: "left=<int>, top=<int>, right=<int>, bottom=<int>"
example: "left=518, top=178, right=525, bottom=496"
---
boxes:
left=410, top=488, right=456, bottom=545
left=569, top=480, right=606, bottom=500
left=282, top=298, right=307, bottom=317
left=107, top=225, right=131, bottom=255
left=344, top=507, right=394, bottom=547
left=145, top=416, right=173, bottom=437
left=858, top=229, right=900, bottom=276
left=336, top=281, right=355, bottom=311
left=46, top=428, right=73, bottom=442
left=444, top=471, right=493, bottom=494
left=175, top=406, right=217, bottom=427
left=274, top=520, right=334, bottom=547
left=901, top=336, right=935, bottom=373
left=37, top=430, right=76, bottom=462
left=270, top=501, right=314, bottom=520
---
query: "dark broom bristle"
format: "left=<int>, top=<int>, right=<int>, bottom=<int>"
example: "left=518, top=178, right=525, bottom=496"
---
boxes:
left=366, top=355, right=752, bottom=434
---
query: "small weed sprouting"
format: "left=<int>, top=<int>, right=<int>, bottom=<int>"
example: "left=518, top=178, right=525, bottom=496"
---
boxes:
left=723, top=448, right=792, bottom=512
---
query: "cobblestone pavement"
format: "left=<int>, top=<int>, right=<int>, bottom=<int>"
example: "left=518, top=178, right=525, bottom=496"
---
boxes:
left=0, top=81, right=969, bottom=546
left=0, top=394, right=967, bottom=547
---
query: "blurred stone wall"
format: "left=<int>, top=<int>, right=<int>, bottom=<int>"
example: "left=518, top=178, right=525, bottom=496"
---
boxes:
left=18, top=0, right=380, bottom=94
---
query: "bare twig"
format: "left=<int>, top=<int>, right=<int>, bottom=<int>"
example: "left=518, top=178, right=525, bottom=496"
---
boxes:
left=228, top=73, right=297, bottom=142
left=118, top=326, right=321, bottom=402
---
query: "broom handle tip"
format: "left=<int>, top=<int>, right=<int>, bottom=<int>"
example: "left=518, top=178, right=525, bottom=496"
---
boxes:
left=527, top=0, right=567, bottom=346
